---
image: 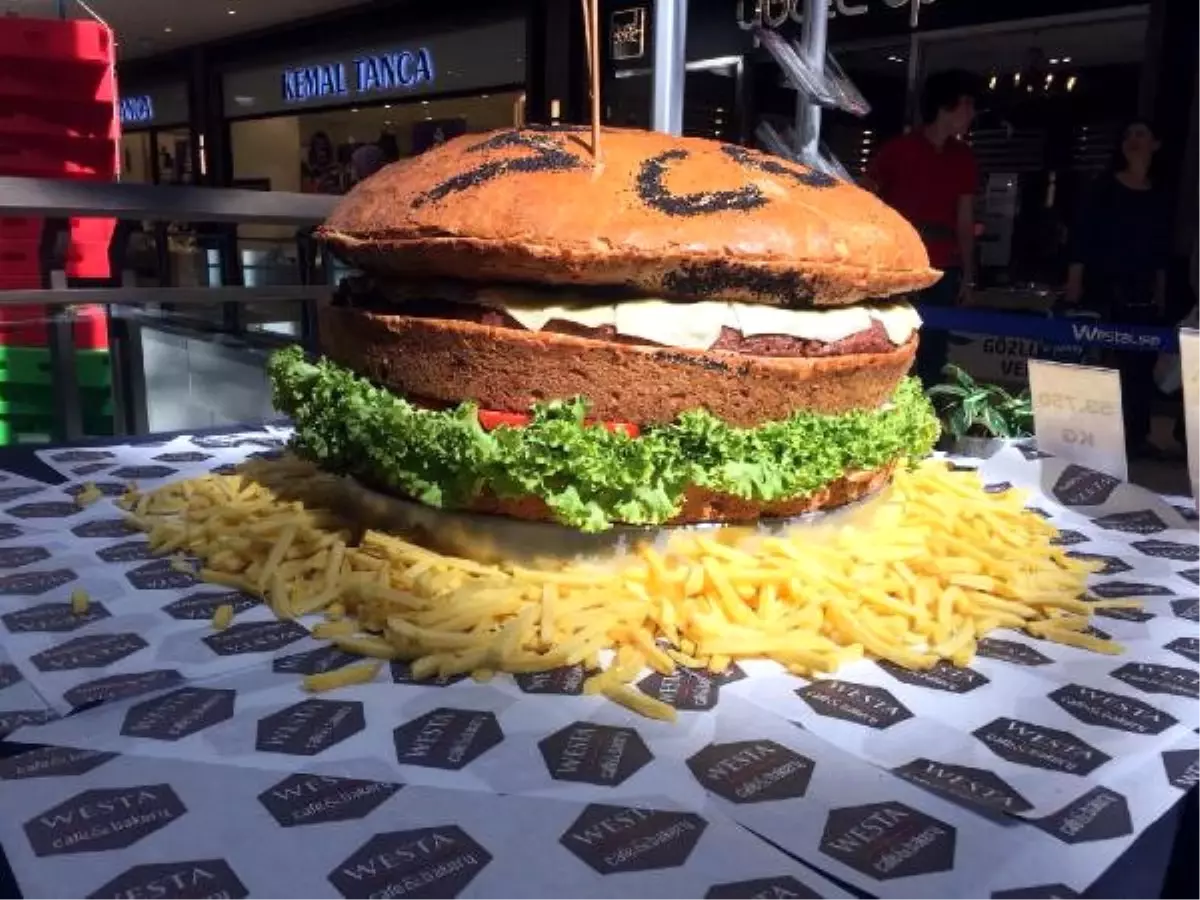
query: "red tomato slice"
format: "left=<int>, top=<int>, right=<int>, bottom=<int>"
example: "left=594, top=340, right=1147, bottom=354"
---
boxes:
left=476, top=409, right=640, bottom=438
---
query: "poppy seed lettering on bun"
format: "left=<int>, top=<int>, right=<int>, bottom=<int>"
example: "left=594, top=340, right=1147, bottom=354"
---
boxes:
left=269, top=126, right=943, bottom=532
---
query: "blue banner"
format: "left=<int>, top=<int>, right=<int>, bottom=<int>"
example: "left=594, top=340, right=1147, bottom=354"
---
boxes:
left=916, top=306, right=1179, bottom=354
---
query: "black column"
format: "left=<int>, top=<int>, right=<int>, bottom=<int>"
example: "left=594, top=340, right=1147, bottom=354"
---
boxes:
left=525, top=0, right=587, bottom=124
left=1142, top=0, right=1200, bottom=259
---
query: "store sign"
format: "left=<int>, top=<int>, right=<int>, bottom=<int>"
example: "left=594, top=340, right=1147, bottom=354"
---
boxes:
left=737, top=0, right=938, bottom=30
left=119, top=95, right=155, bottom=126
left=281, top=47, right=434, bottom=104
left=611, top=7, right=647, bottom=61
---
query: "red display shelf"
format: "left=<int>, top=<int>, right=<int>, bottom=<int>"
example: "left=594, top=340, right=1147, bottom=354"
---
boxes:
left=0, top=59, right=115, bottom=106
left=0, top=133, right=116, bottom=179
left=0, top=17, right=113, bottom=65
left=0, top=304, right=109, bottom=350
left=0, top=241, right=41, bottom=290
left=0, top=99, right=116, bottom=141
left=0, top=217, right=43, bottom=242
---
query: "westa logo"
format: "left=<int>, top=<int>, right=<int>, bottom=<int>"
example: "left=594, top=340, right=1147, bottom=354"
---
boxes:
left=1070, top=323, right=1161, bottom=350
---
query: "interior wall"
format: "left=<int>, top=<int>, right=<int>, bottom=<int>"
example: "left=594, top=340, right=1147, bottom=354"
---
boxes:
left=231, top=116, right=303, bottom=240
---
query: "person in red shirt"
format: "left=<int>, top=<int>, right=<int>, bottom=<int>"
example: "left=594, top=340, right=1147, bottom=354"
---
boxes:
left=865, top=69, right=981, bottom=388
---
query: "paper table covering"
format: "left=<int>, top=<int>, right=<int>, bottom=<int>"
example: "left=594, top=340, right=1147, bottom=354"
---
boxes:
left=0, top=434, right=1195, bottom=898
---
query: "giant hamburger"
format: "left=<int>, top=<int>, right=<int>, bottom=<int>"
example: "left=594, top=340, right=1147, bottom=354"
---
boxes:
left=268, top=126, right=941, bottom=532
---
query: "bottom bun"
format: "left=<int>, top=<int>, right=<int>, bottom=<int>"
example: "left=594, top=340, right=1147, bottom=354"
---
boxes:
left=448, top=463, right=896, bottom=527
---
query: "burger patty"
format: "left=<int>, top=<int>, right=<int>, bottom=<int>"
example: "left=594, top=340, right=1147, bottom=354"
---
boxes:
left=335, top=281, right=898, bottom=358
left=318, top=303, right=919, bottom=428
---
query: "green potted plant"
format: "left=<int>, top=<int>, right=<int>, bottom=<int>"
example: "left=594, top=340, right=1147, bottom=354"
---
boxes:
left=926, top=364, right=1034, bottom=459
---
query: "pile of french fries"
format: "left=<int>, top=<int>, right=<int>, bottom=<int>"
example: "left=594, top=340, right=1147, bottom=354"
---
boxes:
left=117, top=455, right=1134, bottom=721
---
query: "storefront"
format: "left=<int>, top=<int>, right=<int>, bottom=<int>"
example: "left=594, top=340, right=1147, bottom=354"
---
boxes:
left=117, top=80, right=191, bottom=185
left=221, top=17, right=527, bottom=199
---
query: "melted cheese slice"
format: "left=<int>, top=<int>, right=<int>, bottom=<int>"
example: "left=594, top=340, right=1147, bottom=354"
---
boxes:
left=492, top=292, right=920, bottom=350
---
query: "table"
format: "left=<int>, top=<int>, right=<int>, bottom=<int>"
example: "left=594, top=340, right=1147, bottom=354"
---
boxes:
left=1, top=424, right=1197, bottom=899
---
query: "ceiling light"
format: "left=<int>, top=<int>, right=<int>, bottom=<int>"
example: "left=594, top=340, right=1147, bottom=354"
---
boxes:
left=351, top=108, right=359, bottom=113
left=383, top=104, right=391, bottom=109
left=1013, top=72, right=1021, bottom=85
left=1049, top=57, right=1060, bottom=65
left=164, top=26, right=173, bottom=33
left=988, top=74, right=997, bottom=89
left=228, top=9, right=237, bottom=15
left=1045, top=73, right=1054, bottom=86
left=481, top=94, right=490, bottom=99
left=425, top=115, right=433, bottom=121
left=421, top=100, right=429, bottom=106
left=1061, top=56, right=1072, bottom=63
left=1067, top=75, right=1077, bottom=91
left=886, top=54, right=903, bottom=63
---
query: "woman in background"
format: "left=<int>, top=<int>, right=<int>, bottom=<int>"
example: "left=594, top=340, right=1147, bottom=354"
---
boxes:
left=1066, top=119, right=1172, bottom=458
left=301, top=131, right=343, bottom=195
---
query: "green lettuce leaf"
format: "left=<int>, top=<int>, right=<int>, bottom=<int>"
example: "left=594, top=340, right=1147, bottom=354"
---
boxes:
left=267, top=345, right=940, bottom=532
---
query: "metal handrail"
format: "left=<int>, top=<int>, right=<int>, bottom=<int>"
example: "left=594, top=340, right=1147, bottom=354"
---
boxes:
left=0, top=177, right=337, bottom=225
left=0, top=286, right=331, bottom=307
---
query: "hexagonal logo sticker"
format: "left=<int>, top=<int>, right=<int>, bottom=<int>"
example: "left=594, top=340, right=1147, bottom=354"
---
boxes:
left=329, top=826, right=492, bottom=898
left=514, top=664, right=589, bottom=695
left=274, top=646, right=364, bottom=676
left=51, top=449, right=115, bottom=464
left=983, top=481, right=1012, bottom=494
left=202, top=620, right=308, bottom=656
left=5, top=501, right=80, bottom=519
left=891, top=759, right=1032, bottom=815
left=972, top=718, right=1109, bottom=776
left=1161, top=749, right=1199, bottom=791
left=0, top=746, right=116, bottom=781
left=1094, top=509, right=1167, bottom=534
left=210, top=463, right=239, bottom=476
left=190, top=432, right=276, bottom=449
left=258, top=774, right=401, bottom=827
left=1025, top=506, right=1052, bottom=519
left=121, top=688, right=237, bottom=741
left=820, top=802, right=955, bottom=881
left=560, top=805, right=706, bottom=875
left=1046, top=686, right=1176, bottom=734
left=1, top=709, right=58, bottom=737
left=0, top=485, right=45, bottom=504
left=1171, top=597, right=1199, bottom=622
left=0, top=662, right=21, bottom=690
left=257, top=699, right=366, bottom=756
left=96, top=540, right=156, bottom=564
left=1164, top=637, right=1200, bottom=663
left=1090, top=580, right=1174, bottom=599
left=1179, top=568, right=1200, bottom=585
left=637, top=668, right=721, bottom=711
left=86, top=859, right=247, bottom=900
left=1016, top=443, right=1052, bottom=460
left=686, top=740, right=815, bottom=803
left=63, top=481, right=126, bottom=499
left=390, top=660, right=467, bottom=687
left=126, top=559, right=198, bottom=591
left=539, top=722, right=653, bottom=787
left=0, top=567, right=78, bottom=596
left=876, top=659, right=989, bottom=694
left=164, top=590, right=259, bottom=621
left=1032, top=787, right=1132, bottom=844
left=24, top=784, right=186, bottom=856
left=0, top=545, right=51, bottom=569
left=704, top=876, right=821, bottom=899
left=63, top=670, right=185, bottom=711
left=72, top=461, right=113, bottom=477
left=795, top=680, right=913, bottom=729
left=1064, top=552, right=1131, bottom=576
left=154, top=451, right=213, bottom=464
left=394, top=708, right=503, bottom=770
left=974, top=638, right=1054, bottom=666
left=3, top=600, right=111, bottom=633
left=1093, top=606, right=1155, bottom=623
left=71, top=517, right=137, bottom=539
left=110, top=465, right=180, bottom=481
left=31, top=633, right=148, bottom=672
left=991, top=885, right=1080, bottom=898
left=1051, top=464, right=1120, bottom=507
left=1132, top=539, right=1199, bottom=562
left=1111, top=662, right=1199, bottom=699
left=1050, top=529, right=1088, bottom=546
left=0, top=522, right=24, bottom=540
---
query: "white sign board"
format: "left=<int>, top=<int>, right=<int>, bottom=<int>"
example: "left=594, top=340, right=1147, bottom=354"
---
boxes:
left=1180, top=328, right=1199, bottom=497
left=1028, top=360, right=1127, bottom=481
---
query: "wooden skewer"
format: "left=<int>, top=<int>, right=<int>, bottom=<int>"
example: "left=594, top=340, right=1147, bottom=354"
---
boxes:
left=589, top=0, right=601, bottom=163
left=580, top=0, right=602, bottom=163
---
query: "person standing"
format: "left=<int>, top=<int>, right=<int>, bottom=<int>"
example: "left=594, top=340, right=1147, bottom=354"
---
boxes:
left=1065, top=119, right=1171, bottom=457
left=865, top=70, right=981, bottom=388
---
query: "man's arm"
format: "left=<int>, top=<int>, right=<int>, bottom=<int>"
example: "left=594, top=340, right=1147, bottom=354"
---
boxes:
left=956, top=193, right=975, bottom=301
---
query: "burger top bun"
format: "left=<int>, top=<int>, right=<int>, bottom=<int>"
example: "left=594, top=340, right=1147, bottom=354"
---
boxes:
left=319, top=126, right=940, bottom=308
